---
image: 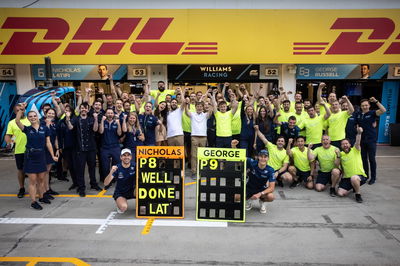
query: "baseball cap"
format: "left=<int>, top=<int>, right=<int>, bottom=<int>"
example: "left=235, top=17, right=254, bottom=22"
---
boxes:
left=121, top=148, right=132, bottom=155
left=258, top=149, right=269, bottom=156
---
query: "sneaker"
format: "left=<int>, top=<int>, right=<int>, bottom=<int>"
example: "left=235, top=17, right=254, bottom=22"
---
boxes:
left=47, top=188, right=59, bottom=195
left=116, top=207, right=125, bottom=214
left=31, top=201, right=43, bottom=210
left=68, top=184, right=77, bottom=190
left=259, top=200, right=267, bottom=214
left=368, top=179, right=375, bottom=185
left=277, top=179, right=284, bottom=188
left=79, top=191, right=86, bottom=197
left=330, top=187, right=337, bottom=197
left=44, top=193, right=54, bottom=200
left=90, top=184, right=102, bottom=191
left=245, top=200, right=253, bottom=211
left=39, top=197, right=51, bottom=204
left=355, top=193, right=363, bottom=203
left=289, top=180, right=298, bottom=189
left=17, top=188, right=25, bottom=198
left=104, top=184, right=112, bottom=190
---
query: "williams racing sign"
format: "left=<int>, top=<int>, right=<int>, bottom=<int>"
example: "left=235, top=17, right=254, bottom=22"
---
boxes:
left=0, top=9, right=399, bottom=64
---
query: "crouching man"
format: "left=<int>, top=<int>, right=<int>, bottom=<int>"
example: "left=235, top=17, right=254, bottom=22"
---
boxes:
left=104, top=148, right=136, bottom=213
left=232, top=140, right=275, bottom=214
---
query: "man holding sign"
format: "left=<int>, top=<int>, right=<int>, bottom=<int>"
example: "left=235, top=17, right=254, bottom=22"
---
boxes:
left=104, top=149, right=136, bottom=214
left=232, top=140, right=275, bottom=214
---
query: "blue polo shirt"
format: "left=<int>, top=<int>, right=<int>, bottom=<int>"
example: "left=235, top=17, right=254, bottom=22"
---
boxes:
left=23, top=125, right=49, bottom=150
left=57, top=118, right=74, bottom=149
left=102, top=120, right=120, bottom=148
left=356, top=110, right=378, bottom=142
left=113, top=162, right=136, bottom=195
left=138, top=114, right=158, bottom=146
left=345, top=112, right=357, bottom=141
left=246, top=158, right=276, bottom=190
left=280, top=122, right=300, bottom=142
left=124, top=130, right=144, bottom=153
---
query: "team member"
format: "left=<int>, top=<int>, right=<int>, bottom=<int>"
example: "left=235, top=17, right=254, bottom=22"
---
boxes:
left=104, top=149, right=136, bottom=214
left=338, top=126, right=368, bottom=203
left=274, top=115, right=300, bottom=144
left=341, top=101, right=357, bottom=146
left=150, top=81, right=175, bottom=103
left=16, top=106, right=58, bottom=210
left=293, top=102, right=308, bottom=136
left=137, top=102, right=159, bottom=146
left=167, top=98, right=186, bottom=146
left=212, top=90, right=238, bottom=148
left=5, top=103, right=30, bottom=198
left=239, top=99, right=256, bottom=157
left=287, top=137, right=313, bottom=189
left=232, top=140, right=275, bottom=214
left=57, top=106, right=77, bottom=190
left=99, top=108, right=122, bottom=185
left=254, top=126, right=291, bottom=187
left=255, top=104, right=275, bottom=152
left=298, top=101, right=331, bottom=147
left=182, top=92, right=197, bottom=167
left=185, top=100, right=213, bottom=178
left=357, top=97, right=386, bottom=185
left=122, top=112, right=144, bottom=160
left=66, top=103, right=101, bottom=197
left=327, top=96, right=354, bottom=148
left=276, top=99, right=294, bottom=134
left=154, top=101, right=168, bottom=146
left=308, top=135, right=341, bottom=196
left=41, top=108, right=60, bottom=199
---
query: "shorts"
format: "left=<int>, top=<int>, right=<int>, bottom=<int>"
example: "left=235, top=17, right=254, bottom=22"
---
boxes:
left=316, top=171, right=332, bottom=186
left=275, top=170, right=287, bottom=179
left=246, top=186, right=265, bottom=199
left=113, top=189, right=136, bottom=201
left=338, top=175, right=368, bottom=191
left=296, top=168, right=311, bottom=183
left=15, top=153, right=25, bottom=170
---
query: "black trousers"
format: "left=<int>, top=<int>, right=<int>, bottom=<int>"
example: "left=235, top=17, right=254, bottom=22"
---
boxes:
left=74, top=150, right=97, bottom=192
left=63, top=148, right=77, bottom=186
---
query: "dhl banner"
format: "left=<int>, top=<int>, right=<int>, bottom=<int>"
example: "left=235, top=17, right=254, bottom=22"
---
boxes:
left=0, top=8, right=400, bottom=64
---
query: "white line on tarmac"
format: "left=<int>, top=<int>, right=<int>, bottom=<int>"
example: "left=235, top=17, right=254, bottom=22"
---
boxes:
left=95, top=211, right=117, bottom=234
left=0, top=217, right=228, bottom=228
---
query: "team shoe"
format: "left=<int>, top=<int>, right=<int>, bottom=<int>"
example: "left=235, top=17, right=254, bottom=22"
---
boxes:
left=91, top=184, right=103, bottom=191
left=329, top=187, right=337, bottom=197
left=79, top=191, right=86, bottom=197
left=289, top=180, right=298, bottom=189
left=47, top=188, right=59, bottom=195
left=39, top=197, right=51, bottom=204
left=355, top=193, right=363, bottom=203
left=17, top=188, right=25, bottom=198
left=245, top=200, right=253, bottom=211
left=116, top=207, right=125, bottom=214
left=277, top=179, right=284, bottom=188
left=368, top=179, right=376, bottom=185
left=44, top=193, right=54, bottom=200
left=31, top=201, right=43, bottom=210
left=259, top=200, right=267, bottom=214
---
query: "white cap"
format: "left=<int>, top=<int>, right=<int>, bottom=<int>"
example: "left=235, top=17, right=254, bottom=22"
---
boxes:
left=121, top=148, right=132, bottom=155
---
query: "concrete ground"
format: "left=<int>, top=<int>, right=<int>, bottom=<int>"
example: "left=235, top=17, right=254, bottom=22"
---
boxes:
left=0, top=146, right=400, bottom=265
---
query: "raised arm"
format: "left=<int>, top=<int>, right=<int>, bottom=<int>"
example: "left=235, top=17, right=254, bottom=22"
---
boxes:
left=51, top=91, right=62, bottom=118
left=211, top=91, right=218, bottom=114
left=116, top=118, right=122, bottom=136
left=75, top=90, right=82, bottom=115
left=104, top=165, right=118, bottom=187
left=355, top=126, right=363, bottom=151
left=273, top=112, right=282, bottom=126
left=98, top=116, right=106, bottom=134
left=370, top=97, right=387, bottom=116
left=230, top=99, right=239, bottom=115
left=342, top=96, right=354, bottom=115
left=15, top=105, right=26, bottom=131
left=109, top=74, right=119, bottom=101
left=321, top=100, right=331, bottom=120
left=317, top=82, right=325, bottom=104
left=122, top=114, right=127, bottom=133
left=254, top=125, right=269, bottom=145
left=307, top=143, right=315, bottom=161
left=93, top=113, right=99, bottom=132
left=65, top=111, right=74, bottom=130
left=286, top=138, right=293, bottom=157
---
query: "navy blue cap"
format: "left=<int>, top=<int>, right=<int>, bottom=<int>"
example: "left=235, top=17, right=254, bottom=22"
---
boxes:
left=258, top=149, right=269, bottom=156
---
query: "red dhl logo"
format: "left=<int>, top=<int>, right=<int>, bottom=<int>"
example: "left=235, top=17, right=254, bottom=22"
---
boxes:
left=0, top=17, right=218, bottom=55
left=293, top=18, right=400, bottom=55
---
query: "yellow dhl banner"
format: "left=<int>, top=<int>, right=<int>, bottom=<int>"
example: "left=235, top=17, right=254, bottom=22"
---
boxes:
left=0, top=8, right=399, bottom=64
